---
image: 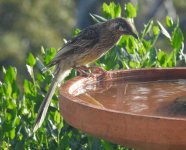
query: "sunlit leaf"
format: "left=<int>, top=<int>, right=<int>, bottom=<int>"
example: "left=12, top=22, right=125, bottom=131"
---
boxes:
left=41, top=46, right=45, bottom=54
left=54, top=111, right=61, bottom=124
left=26, top=53, right=36, bottom=67
left=73, top=28, right=81, bottom=36
left=124, top=2, right=137, bottom=18
left=153, top=26, right=160, bottom=35
left=165, top=16, right=174, bottom=28
left=5, top=82, right=12, bottom=96
left=26, top=64, right=34, bottom=79
left=12, top=116, right=21, bottom=127
left=167, top=50, right=176, bottom=67
left=4, top=66, right=17, bottom=84
left=10, top=128, right=15, bottom=139
left=24, top=79, right=34, bottom=94
left=129, top=61, right=139, bottom=68
left=157, top=50, right=167, bottom=66
left=7, top=99, right=16, bottom=109
left=44, top=48, right=57, bottom=65
left=141, top=20, right=153, bottom=38
left=157, top=21, right=171, bottom=39
left=171, top=27, right=184, bottom=50
left=102, top=2, right=121, bottom=19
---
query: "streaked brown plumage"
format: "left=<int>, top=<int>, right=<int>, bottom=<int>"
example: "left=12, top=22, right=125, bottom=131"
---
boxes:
left=33, top=17, right=138, bottom=132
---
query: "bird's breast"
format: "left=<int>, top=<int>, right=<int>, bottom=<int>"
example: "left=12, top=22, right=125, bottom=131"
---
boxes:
left=74, top=36, right=118, bottom=66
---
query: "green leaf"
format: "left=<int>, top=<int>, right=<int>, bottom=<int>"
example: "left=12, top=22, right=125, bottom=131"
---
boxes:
left=148, top=47, right=157, bottom=65
left=101, top=140, right=114, bottom=150
left=2, top=66, right=6, bottom=74
left=41, top=46, right=45, bottom=54
left=12, top=116, right=21, bottom=127
left=152, top=26, right=160, bottom=35
left=102, top=2, right=121, bottom=19
left=26, top=64, right=34, bottom=79
left=88, top=136, right=102, bottom=150
left=73, top=28, right=81, bottom=36
left=12, top=81, right=20, bottom=99
left=54, top=111, right=61, bottom=124
left=129, top=61, right=139, bottom=68
left=157, top=21, right=171, bottom=39
left=122, top=36, right=136, bottom=54
left=5, top=82, right=12, bottom=96
left=15, top=141, right=24, bottom=150
left=141, top=20, right=153, bottom=38
left=7, top=99, right=17, bottom=109
left=114, top=3, right=121, bottom=18
left=44, top=48, right=57, bottom=65
left=171, top=27, right=184, bottom=50
left=167, top=51, right=176, bottom=67
left=157, top=50, right=167, bottom=66
left=26, top=53, right=36, bottom=67
left=165, top=16, right=174, bottom=28
left=4, top=66, right=17, bottom=84
left=124, top=2, right=137, bottom=18
left=10, top=128, right=15, bottom=139
left=24, top=79, right=34, bottom=94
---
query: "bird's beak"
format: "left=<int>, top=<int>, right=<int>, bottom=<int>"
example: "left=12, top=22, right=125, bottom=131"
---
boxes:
left=131, top=32, right=139, bottom=39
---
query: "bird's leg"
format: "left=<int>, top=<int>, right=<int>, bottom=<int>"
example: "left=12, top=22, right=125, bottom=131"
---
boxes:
left=74, top=66, right=107, bottom=80
left=88, top=66, right=107, bottom=80
left=73, top=66, right=90, bottom=76
left=87, top=66, right=107, bottom=75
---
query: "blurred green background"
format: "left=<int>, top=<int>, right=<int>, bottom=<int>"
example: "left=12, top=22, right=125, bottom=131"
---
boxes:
left=0, top=0, right=186, bottom=79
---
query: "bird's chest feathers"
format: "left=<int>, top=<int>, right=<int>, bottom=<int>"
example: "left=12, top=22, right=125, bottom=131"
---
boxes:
left=74, top=33, right=119, bottom=66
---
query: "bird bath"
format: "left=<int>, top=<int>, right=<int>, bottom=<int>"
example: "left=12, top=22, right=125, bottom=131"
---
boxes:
left=59, top=68, right=186, bottom=150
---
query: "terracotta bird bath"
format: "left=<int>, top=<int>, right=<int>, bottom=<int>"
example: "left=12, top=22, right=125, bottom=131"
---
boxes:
left=59, top=68, right=186, bottom=150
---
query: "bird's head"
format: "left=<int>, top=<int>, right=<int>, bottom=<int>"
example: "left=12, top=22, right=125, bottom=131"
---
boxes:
left=107, top=18, right=138, bottom=39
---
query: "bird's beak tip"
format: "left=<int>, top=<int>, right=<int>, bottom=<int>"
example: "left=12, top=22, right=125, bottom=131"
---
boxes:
left=132, top=33, right=139, bottom=39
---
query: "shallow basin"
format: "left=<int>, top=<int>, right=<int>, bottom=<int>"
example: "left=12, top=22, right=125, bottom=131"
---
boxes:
left=59, top=68, right=186, bottom=150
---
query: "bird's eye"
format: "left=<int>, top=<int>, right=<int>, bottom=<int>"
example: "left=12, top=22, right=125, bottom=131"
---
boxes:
left=118, top=24, right=126, bottom=32
left=118, top=25, right=123, bottom=31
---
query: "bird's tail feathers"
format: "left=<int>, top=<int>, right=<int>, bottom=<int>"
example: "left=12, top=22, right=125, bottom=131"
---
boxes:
left=33, top=65, right=71, bottom=132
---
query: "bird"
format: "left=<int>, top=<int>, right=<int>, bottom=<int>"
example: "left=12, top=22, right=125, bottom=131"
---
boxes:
left=33, top=17, right=138, bottom=132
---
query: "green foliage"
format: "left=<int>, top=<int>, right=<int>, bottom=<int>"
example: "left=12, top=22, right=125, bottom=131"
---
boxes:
left=27, top=53, right=36, bottom=67
left=165, top=16, right=174, bottom=28
left=102, top=2, right=121, bottom=19
left=96, top=2, right=185, bottom=69
left=0, top=1, right=185, bottom=150
left=124, top=3, right=137, bottom=18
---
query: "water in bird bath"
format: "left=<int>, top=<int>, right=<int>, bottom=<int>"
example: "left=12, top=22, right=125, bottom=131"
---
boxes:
left=74, top=79, right=186, bottom=118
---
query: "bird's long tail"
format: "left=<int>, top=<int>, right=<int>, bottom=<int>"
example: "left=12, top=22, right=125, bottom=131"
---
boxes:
left=33, top=64, right=71, bottom=132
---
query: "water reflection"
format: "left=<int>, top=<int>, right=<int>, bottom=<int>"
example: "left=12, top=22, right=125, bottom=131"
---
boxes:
left=73, top=79, right=186, bottom=118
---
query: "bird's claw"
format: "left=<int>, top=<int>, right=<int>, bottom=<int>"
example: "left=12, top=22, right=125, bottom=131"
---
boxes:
left=74, top=66, right=107, bottom=81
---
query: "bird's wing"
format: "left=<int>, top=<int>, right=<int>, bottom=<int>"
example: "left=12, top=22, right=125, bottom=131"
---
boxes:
left=47, top=26, right=99, bottom=68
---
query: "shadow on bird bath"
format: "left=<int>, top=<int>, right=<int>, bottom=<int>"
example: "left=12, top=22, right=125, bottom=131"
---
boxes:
left=59, top=68, right=186, bottom=150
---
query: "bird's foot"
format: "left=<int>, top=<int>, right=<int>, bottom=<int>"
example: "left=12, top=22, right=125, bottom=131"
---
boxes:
left=74, top=66, right=90, bottom=76
left=87, top=66, right=107, bottom=80
left=74, top=66, right=107, bottom=80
